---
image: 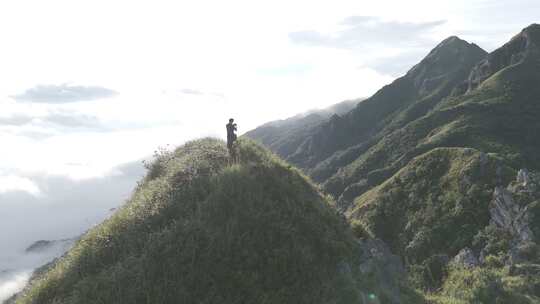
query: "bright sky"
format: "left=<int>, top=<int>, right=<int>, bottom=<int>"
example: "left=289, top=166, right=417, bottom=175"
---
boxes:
left=0, top=0, right=537, bottom=181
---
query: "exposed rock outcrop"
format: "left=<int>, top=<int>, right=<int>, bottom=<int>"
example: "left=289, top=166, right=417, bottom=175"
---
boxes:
left=490, top=186, right=533, bottom=243
left=451, top=248, right=479, bottom=268
left=484, top=169, right=540, bottom=264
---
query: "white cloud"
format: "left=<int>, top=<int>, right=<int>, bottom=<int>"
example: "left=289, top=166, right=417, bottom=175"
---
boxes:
left=0, top=272, right=30, bottom=302
left=0, top=160, right=145, bottom=291
left=289, top=17, right=446, bottom=50
left=12, top=84, right=117, bottom=104
left=0, top=175, right=40, bottom=196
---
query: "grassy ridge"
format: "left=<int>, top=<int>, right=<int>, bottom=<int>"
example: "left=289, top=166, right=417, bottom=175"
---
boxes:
left=15, top=139, right=391, bottom=304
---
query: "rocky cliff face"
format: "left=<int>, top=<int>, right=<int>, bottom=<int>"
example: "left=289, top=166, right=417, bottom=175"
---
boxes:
left=483, top=169, right=540, bottom=265
left=490, top=186, right=533, bottom=243
left=450, top=169, right=540, bottom=268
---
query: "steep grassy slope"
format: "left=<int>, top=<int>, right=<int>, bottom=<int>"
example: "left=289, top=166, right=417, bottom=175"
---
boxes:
left=350, top=148, right=540, bottom=303
left=326, top=68, right=539, bottom=203
left=428, top=266, right=540, bottom=303
left=349, top=148, right=513, bottom=267
left=13, top=139, right=420, bottom=304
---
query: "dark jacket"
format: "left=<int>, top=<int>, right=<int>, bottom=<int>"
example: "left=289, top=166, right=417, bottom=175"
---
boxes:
left=226, top=122, right=237, bottom=147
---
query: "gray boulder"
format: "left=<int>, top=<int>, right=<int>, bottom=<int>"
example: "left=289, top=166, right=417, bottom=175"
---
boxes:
left=452, top=248, right=479, bottom=268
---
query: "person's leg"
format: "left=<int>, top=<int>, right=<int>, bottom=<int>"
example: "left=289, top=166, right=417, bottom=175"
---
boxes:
left=227, top=142, right=232, bottom=164
left=231, top=146, right=237, bottom=164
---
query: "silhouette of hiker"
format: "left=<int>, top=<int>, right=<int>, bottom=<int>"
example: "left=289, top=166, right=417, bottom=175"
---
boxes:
left=226, top=118, right=238, bottom=162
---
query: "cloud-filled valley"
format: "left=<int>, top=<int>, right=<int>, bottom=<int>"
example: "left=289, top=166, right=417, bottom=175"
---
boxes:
left=0, top=161, right=145, bottom=302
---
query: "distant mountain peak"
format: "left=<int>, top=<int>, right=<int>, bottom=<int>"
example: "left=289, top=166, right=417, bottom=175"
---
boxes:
left=438, top=35, right=468, bottom=46
left=431, top=36, right=483, bottom=52
left=407, top=36, right=487, bottom=96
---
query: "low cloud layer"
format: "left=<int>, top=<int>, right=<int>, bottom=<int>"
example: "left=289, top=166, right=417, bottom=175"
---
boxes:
left=0, top=175, right=41, bottom=196
left=0, top=160, right=145, bottom=260
left=12, top=84, right=117, bottom=103
left=289, top=16, right=446, bottom=50
left=0, top=272, right=30, bottom=302
left=0, top=239, right=74, bottom=302
left=0, top=110, right=108, bottom=141
left=0, top=160, right=146, bottom=300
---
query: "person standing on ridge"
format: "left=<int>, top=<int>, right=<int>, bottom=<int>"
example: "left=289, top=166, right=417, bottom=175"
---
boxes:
left=226, top=118, right=238, bottom=162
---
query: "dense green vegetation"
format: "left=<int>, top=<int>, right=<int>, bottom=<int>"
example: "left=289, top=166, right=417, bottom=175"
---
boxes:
left=246, top=24, right=540, bottom=302
left=427, top=266, right=540, bottom=303
left=350, top=148, right=507, bottom=262
left=323, top=60, right=540, bottom=202
left=14, top=138, right=422, bottom=304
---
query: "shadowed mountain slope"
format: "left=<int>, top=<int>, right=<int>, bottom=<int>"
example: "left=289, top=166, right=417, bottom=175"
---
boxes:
left=324, top=24, right=540, bottom=206
left=247, top=36, right=488, bottom=191
left=246, top=24, right=540, bottom=303
left=244, top=99, right=361, bottom=158
left=283, top=36, right=487, bottom=171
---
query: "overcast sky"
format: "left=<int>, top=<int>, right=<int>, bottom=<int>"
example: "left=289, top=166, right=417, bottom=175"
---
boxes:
left=0, top=0, right=538, bottom=299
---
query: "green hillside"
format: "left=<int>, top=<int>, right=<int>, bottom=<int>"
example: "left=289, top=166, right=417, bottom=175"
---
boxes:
left=350, top=148, right=506, bottom=263
left=350, top=147, right=540, bottom=303
left=324, top=46, right=540, bottom=206
left=245, top=24, right=540, bottom=302
left=12, top=138, right=422, bottom=304
left=247, top=25, right=540, bottom=210
left=344, top=24, right=540, bottom=303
